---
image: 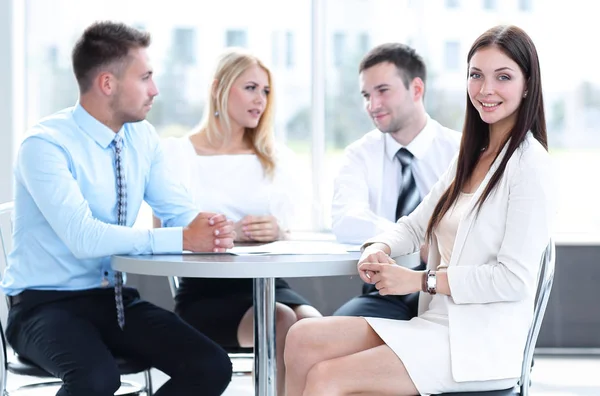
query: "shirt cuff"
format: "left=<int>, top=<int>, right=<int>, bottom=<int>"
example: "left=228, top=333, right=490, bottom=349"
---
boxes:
left=151, top=227, right=183, bottom=254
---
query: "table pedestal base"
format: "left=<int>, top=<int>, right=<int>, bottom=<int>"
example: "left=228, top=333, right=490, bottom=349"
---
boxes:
left=253, top=277, right=277, bottom=395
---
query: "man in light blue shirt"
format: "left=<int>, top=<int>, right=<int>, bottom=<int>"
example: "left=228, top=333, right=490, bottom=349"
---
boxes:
left=1, top=22, right=234, bottom=396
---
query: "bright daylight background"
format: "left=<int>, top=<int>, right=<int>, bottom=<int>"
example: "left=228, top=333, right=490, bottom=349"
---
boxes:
left=20, top=0, right=600, bottom=240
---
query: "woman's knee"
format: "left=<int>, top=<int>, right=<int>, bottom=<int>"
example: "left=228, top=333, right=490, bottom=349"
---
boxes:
left=283, top=318, right=321, bottom=366
left=275, top=303, right=299, bottom=338
left=293, top=304, right=322, bottom=320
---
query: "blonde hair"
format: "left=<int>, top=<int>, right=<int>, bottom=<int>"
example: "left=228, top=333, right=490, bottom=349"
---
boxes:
left=194, top=48, right=276, bottom=178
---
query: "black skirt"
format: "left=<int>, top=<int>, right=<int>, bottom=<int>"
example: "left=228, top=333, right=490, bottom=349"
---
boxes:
left=174, top=278, right=311, bottom=348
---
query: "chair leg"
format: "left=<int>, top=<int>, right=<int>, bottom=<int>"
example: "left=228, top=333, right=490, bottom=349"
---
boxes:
left=144, top=368, right=153, bottom=396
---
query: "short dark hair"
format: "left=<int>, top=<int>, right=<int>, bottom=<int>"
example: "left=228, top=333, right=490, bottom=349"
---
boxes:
left=359, top=43, right=427, bottom=89
left=71, top=21, right=151, bottom=93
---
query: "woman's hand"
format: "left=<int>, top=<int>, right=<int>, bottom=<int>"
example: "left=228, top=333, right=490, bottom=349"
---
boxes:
left=357, top=244, right=395, bottom=283
left=358, top=245, right=422, bottom=295
left=235, top=215, right=282, bottom=242
left=359, top=262, right=422, bottom=296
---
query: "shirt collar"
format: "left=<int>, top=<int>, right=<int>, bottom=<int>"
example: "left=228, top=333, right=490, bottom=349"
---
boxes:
left=384, top=114, right=436, bottom=162
left=72, top=102, right=124, bottom=148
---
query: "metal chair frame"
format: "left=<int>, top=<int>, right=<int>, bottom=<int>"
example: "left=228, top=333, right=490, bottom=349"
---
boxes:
left=435, top=240, right=556, bottom=396
left=0, top=201, right=153, bottom=395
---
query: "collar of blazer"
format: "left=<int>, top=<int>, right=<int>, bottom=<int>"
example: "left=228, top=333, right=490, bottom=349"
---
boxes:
left=448, top=137, right=513, bottom=267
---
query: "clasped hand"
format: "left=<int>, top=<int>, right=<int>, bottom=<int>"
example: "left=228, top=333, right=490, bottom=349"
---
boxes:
left=358, top=247, right=421, bottom=296
left=235, top=215, right=281, bottom=242
left=183, top=212, right=236, bottom=253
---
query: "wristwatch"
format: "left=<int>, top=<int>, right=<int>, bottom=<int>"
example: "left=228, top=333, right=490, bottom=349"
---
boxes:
left=423, top=270, right=437, bottom=295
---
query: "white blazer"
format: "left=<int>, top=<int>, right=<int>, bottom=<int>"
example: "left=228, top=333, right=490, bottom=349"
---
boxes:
left=366, top=133, right=555, bottom=382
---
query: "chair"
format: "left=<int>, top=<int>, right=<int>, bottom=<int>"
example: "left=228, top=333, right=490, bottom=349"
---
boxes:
left=0, top=201, right=153, bottom=395
left=167, top=276, right=253, bottom=375
left=434, top=240, right=556, bottom=396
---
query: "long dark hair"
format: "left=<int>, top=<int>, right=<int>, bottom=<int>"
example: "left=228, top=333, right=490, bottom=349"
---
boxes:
left=425, top=25, right=547, bottom=241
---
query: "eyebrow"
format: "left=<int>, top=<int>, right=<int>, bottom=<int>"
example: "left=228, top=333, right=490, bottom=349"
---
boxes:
left=360, top=83, right=391, bottom=95
left=245, top=80, right=269, bottom=87
left=470, top=66, right=515, bottom=72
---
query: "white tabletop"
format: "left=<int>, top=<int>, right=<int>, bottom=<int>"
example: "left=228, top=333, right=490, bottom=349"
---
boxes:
left=112, top=252, right=361, bottom=278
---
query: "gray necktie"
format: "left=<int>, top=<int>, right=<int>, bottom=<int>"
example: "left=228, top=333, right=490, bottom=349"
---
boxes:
left=395, top=148, right=420, bottom=221
left=112, top=134, right=126, bottom=329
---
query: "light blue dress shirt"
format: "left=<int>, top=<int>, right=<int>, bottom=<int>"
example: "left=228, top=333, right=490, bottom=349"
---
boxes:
left=1, top=103, right=199, bottom=296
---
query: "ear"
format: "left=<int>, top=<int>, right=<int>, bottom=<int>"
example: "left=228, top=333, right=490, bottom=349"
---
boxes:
left=411, top=77, right=425, bottom=102
left=522, top=78, right=530, bottom=98
left=97, top=71, right=117, bottom=96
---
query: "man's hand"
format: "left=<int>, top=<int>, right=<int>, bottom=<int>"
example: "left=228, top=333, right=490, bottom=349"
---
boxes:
left=358, top=261, right=422, bottom=296
left=183, top=213, right=235, bottom=252
left=235, top=215, right=282, bottom=242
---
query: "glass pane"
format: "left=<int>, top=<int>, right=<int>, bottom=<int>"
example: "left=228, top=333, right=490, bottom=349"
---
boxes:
left=24, top=0, right=312, bottom=230
left=323, top=0, right=600, bottom=237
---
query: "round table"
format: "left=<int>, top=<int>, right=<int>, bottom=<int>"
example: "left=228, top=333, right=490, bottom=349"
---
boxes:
left=112, top=252, right=361, bottom=396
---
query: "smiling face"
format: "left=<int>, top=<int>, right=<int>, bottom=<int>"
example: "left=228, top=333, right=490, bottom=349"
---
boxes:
left=360, top=61, right=420, bottom=135
left=226, top=64, right=270, bottom=132
left=467, top=45, right=527, bottom=133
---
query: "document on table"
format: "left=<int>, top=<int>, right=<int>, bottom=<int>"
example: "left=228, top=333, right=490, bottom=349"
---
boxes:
left=230, top=240, right=353, bottom=255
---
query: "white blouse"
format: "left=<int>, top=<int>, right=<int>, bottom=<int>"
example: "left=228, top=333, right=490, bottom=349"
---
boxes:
left=424, top=192, right=474, bottom=322
left=160, top=137, right=299, bottom=229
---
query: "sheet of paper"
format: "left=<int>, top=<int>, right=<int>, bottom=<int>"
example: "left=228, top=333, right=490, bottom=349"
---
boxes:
left=338, top=243, right=363, bottom=252
left=230, top=240, right=350, bottom=255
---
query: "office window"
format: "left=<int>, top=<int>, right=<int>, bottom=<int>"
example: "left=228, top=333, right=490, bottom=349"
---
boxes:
left=285, top=31, right=295, bottom=68
left=226, top=29, right=247, bottom=47
left=172, top=28, right=196, bottom=65
left=271, top=30, right=295, bottom=69
left=271, top=31, right=281, bottom=67
left=483, top=0, right=496, bottom=10
left=18, top=0, right=600, bottom=236
left=333, top=32, right=346, bottom=67
left=519, top=0, right=532, bottom=11
left=444, top=41, right=460, bottom=71
left=358, top=32, right=370, bottom=57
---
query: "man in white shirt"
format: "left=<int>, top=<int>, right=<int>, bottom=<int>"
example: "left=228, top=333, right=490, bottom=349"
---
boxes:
left=333, top=43, right=461, bottom=320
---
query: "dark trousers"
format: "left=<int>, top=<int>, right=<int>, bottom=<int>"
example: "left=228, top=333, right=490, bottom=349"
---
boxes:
left=333, top=262, right=426, bottom=320
left=6, top=288, right=232, bottom=396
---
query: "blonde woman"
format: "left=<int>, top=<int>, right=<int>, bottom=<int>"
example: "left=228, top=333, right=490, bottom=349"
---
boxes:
left=156, top=48, right=320, bottom=395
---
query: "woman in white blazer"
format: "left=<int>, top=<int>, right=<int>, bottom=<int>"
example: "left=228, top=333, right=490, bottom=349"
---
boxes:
left=284, top=25, right=554, bottom=396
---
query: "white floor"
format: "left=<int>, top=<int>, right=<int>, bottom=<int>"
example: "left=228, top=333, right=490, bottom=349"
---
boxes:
left=5, top=355, right=600, bottom=395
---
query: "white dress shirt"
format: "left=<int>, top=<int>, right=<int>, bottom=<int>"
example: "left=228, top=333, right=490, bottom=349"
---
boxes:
left=332, top=115, right=461, bottom=243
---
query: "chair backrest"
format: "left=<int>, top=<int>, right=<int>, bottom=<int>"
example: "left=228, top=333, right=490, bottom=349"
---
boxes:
left=519, top=240, right=555, bottom=396
left=0, top=202, right=14, bottom=327
left=167, top=276, right=180, bottom=299
left=0, top=202, right=13, bottom=278
left=0, top=201, right=14, bottom=386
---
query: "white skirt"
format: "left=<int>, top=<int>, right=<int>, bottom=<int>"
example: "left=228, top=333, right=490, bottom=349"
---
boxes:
left=364, top=297, right=518, bottom=395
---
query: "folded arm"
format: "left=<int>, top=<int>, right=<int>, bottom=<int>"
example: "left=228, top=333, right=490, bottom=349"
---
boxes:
left=18, top=136, right=178, bottom=259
